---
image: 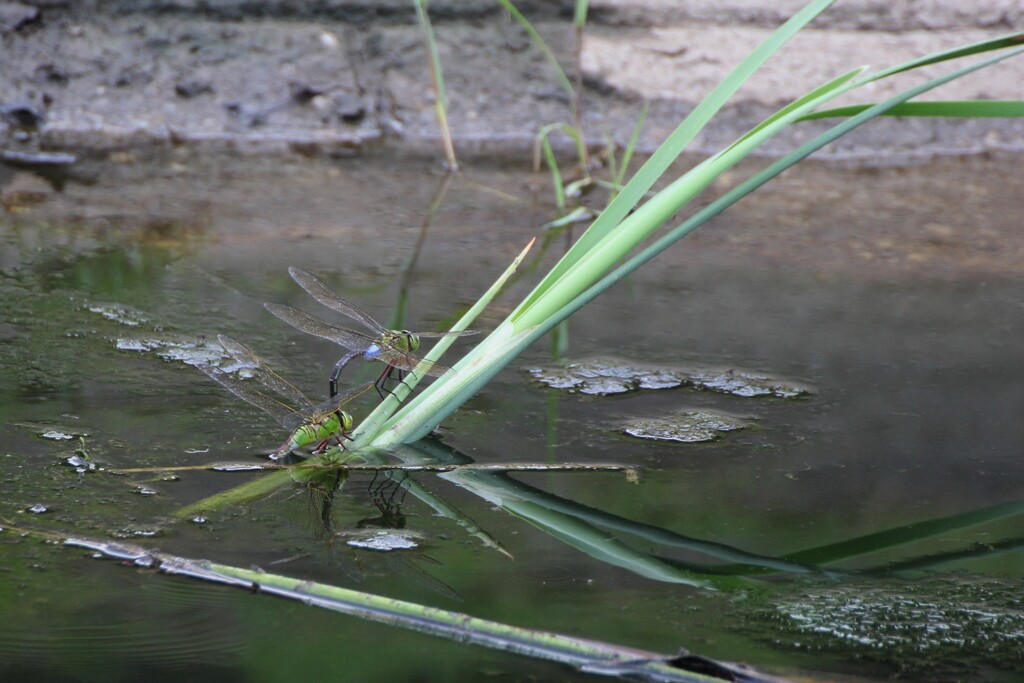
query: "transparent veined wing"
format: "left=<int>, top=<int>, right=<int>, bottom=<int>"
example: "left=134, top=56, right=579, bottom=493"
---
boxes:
left=288, top=267, right=389, bottom=336
left=264, top=302, right=378, bottom=354
left=199, top=364, right=307, bottom=430
left=217, top=335, right=313, bottom=411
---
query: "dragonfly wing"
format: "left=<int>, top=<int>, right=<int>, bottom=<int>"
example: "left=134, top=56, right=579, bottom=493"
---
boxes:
left=288, top=267, right=389, bottom=337
left=309, top=381, right=375, bottom=418
left=200, top=365, right=303, bottom=429
left=217, top=335, right=314, bottom=410
left=264, top=302, right=377, bottom=353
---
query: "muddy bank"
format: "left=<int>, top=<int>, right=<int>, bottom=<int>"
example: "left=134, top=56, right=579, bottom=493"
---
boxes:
left=0, top=1, right=1022, bottom=160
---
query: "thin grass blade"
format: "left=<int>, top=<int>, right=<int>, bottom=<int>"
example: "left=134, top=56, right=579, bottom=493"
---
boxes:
left=613, top=100, right=648, bottom=189
left=801, top=100, right=1024, bottom=120
left=495, top=0, right=576, bottom=106
left=867, top=31, right=1024, bottom=81
left=547, top=45, right=1024, bottom=329
left=413, top=0, right=458, bottom=168
left=512, top=0, right=839, bottom=317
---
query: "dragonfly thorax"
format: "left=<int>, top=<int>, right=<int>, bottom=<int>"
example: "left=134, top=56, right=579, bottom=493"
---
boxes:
left=285, top=410, right=349, bottom=452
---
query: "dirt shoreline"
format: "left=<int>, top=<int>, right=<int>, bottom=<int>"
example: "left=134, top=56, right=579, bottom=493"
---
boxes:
left=1, top=1, right=1022, bottom=161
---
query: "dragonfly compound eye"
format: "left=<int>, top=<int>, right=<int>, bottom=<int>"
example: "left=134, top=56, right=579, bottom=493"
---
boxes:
left=399, top=331, right=420, bottom=352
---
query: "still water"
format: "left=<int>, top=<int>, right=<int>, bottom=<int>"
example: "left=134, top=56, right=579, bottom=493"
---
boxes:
left=1, top=149, right=1023, bottom=682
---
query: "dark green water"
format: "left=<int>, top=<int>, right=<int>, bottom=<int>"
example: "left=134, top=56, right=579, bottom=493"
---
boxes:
left=2, top=149, right=1023, bottom=682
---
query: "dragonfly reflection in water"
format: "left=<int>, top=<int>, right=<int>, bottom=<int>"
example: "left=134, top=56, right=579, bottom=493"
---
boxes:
left=264, top=267, right=478, bottom=398
left=200, top=334, right=372, bottom=460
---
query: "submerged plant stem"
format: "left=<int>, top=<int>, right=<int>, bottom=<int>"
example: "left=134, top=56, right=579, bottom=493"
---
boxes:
left=51, top=531, right=772, bottom=683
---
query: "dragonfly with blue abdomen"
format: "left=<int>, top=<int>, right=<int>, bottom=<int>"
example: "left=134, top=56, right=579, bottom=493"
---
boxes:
left=264, top=267, right=479, bottom=398
left=200, top=334, right=373, bottom=460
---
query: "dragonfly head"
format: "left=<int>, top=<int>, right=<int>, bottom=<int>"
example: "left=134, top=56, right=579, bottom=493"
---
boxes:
left=397, top=330, right=420, bottom=352
left=336, top=409, right=354, bottom=433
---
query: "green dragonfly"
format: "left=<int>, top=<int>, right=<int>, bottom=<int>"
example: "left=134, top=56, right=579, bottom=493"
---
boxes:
left=200, top=334, right=372, bottom=460
left=264, top=267, right=479, bottom=398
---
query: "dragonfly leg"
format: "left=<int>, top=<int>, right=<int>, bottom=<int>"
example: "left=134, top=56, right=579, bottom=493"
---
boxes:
left=374, top=365, right=415, bottom=403
left=373, top=364, right=399, bottom=401
left=313, top=428, right=351, bottom=454
left=321, top=428, right=353, bottom=452
left=396, top=369, right=415, bottom=396
left=332, top=431, right=353, bottom=451
left=329, top=350, right=361, bottom=399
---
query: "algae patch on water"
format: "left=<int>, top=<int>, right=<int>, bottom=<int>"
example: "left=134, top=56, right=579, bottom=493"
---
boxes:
left=86, top=303, right=151, bottom=327
left=340, top=529, right=424, bottom=551
left=749, top=577, right=1024, bottom=680
left=114, top=336, right=226, bottom=366
left=526, top=357, right=811, bottom=398
left=622, top=411, right=751, bottom=443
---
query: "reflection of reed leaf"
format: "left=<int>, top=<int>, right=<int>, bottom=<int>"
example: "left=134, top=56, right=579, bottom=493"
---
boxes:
left=504, top=499, right=717, bottom=590
left=448, top=469, right=819, bottom=579
left=782, top=497, right=1024, bottom=566
left=173, top=463, right=318, bottom=518
left=62, top=534, right=783, bottom=683
left=413, top=436, right=790, bottom=584
left=457, top=468, right=1024, bottom=580
left=865, top=536, right=1024, bottom=576
left=176, top=438, right=1024, bottom=586
left=174, top=449, right=365, bottom=518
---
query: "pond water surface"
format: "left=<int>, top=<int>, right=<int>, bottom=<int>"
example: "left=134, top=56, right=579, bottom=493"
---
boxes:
left=2, top=149, right=1023, bottom=682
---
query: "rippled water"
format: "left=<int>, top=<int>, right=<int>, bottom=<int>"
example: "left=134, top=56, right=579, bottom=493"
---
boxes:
left=2, top=149, right=1024, bottom=682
